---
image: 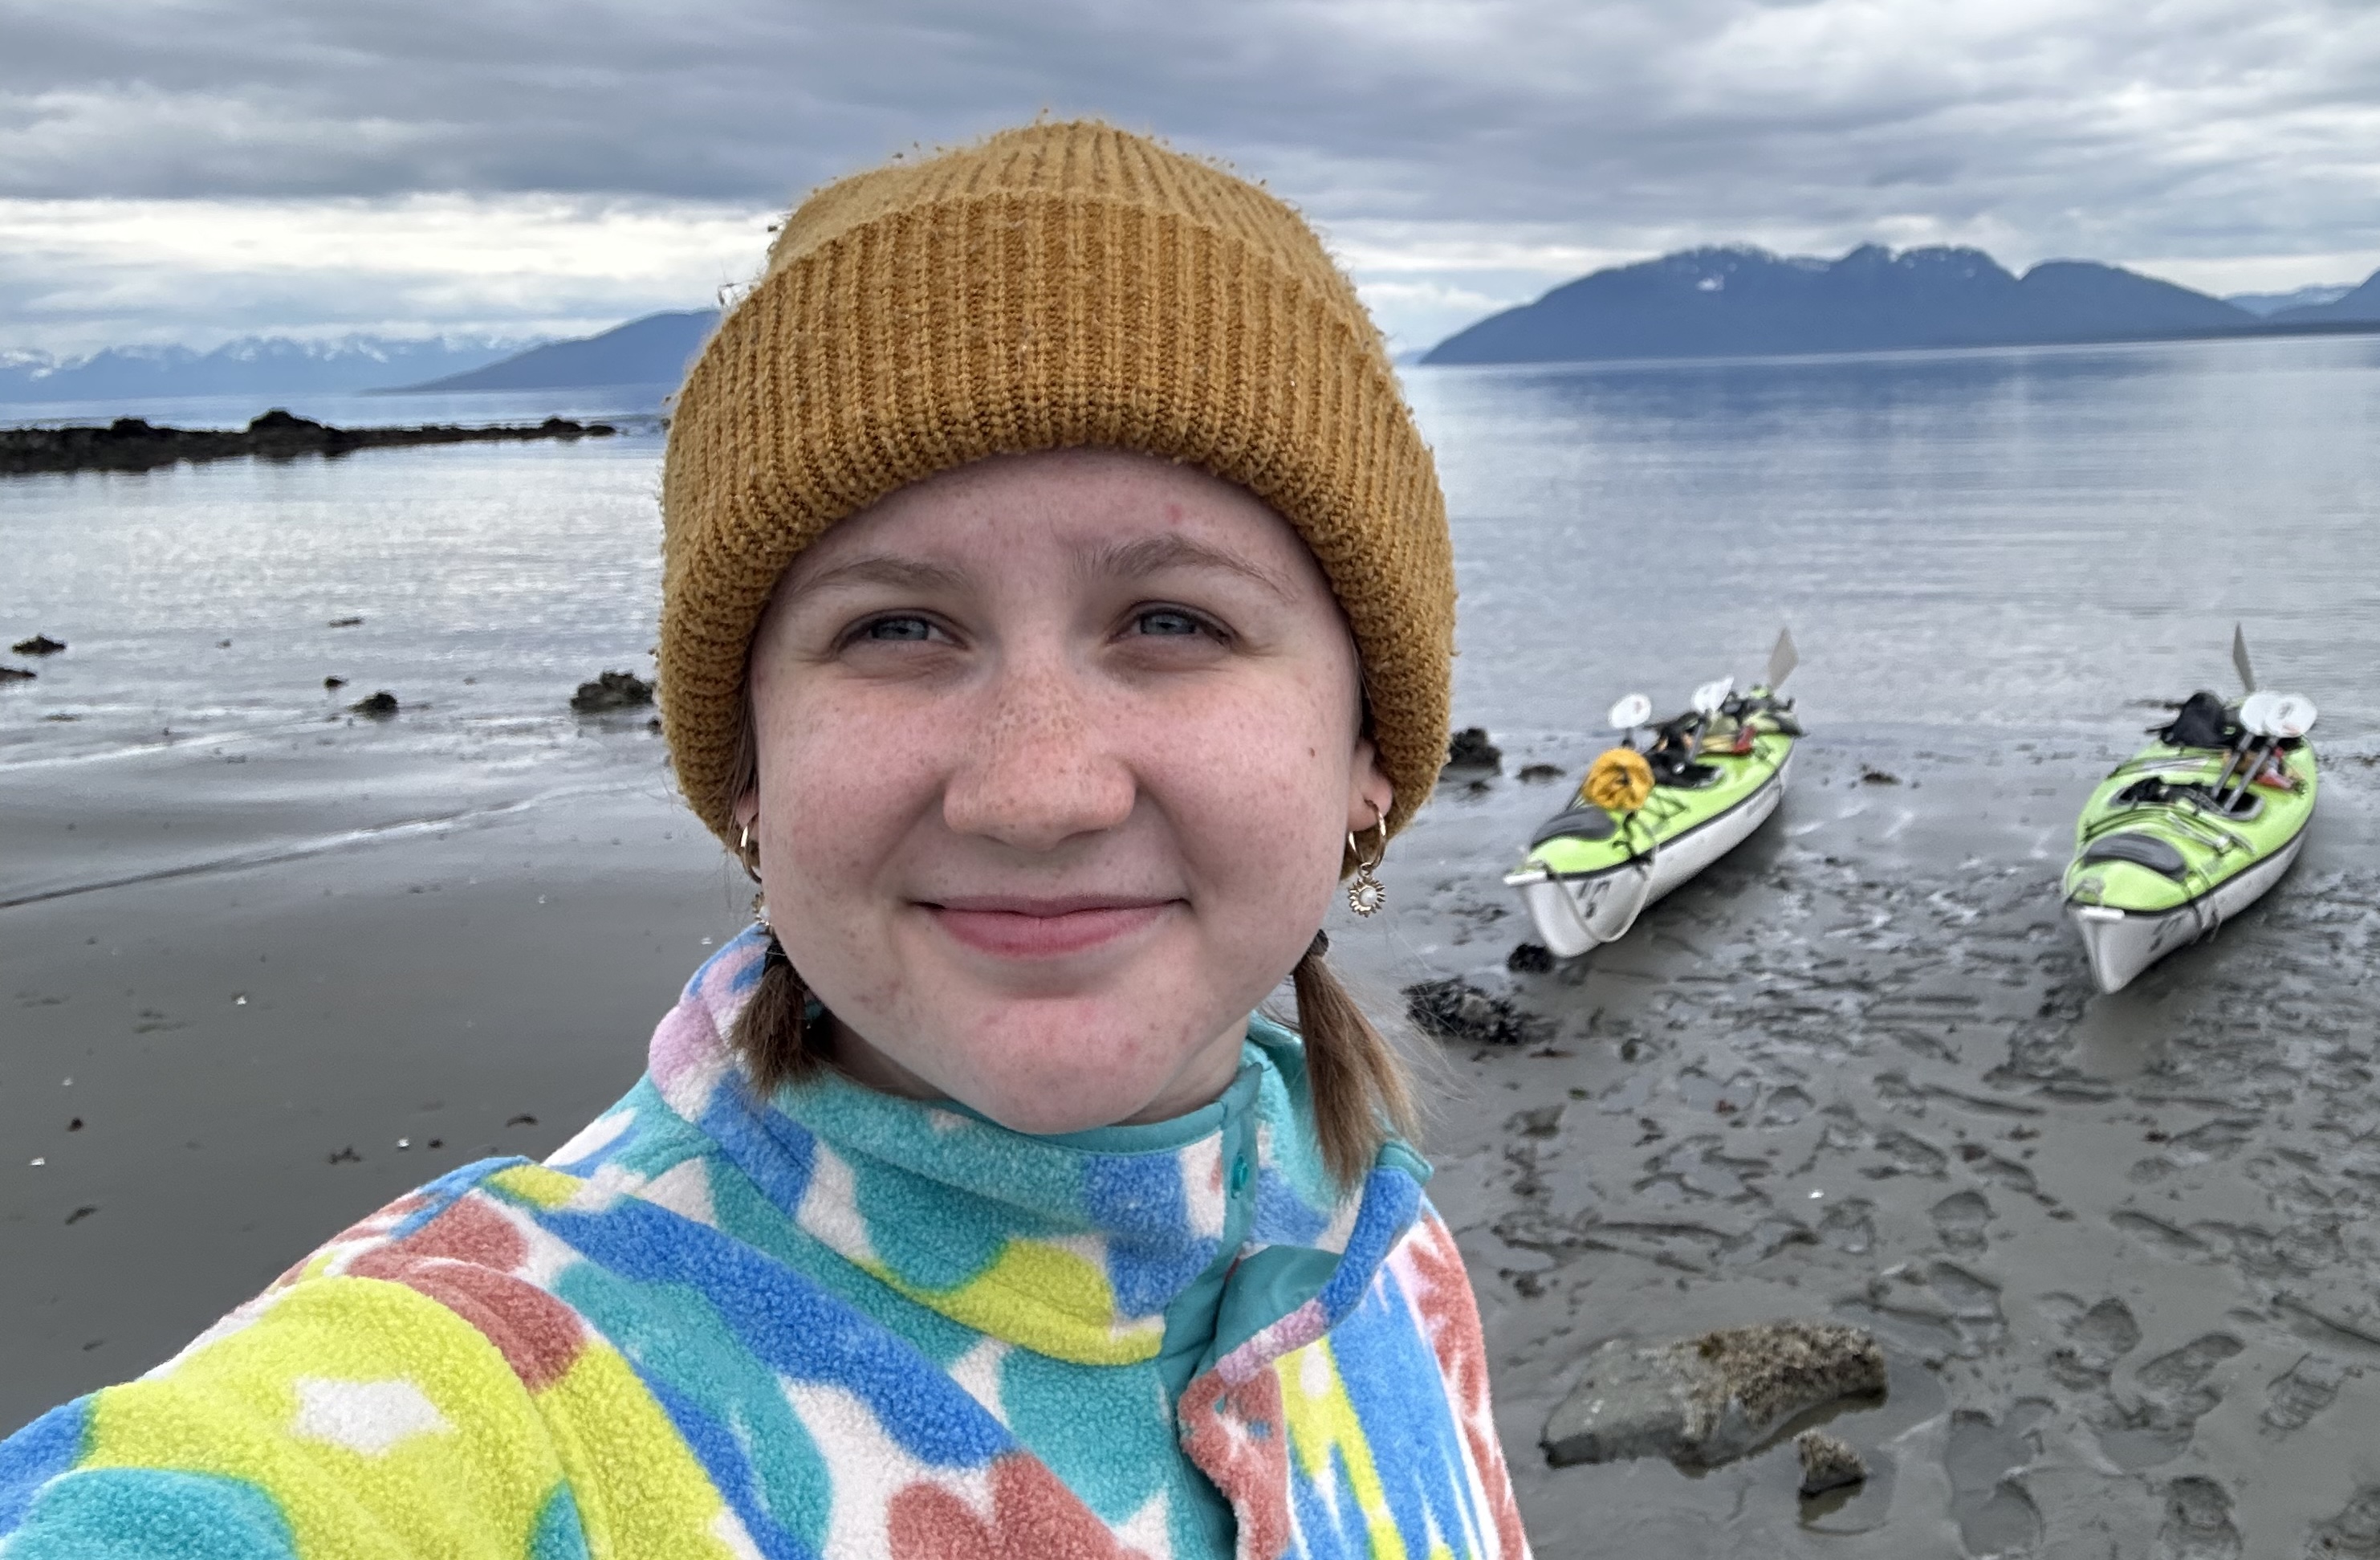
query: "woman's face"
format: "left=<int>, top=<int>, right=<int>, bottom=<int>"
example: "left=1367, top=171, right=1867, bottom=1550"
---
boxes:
left=737, top=447, right=1391, bottom=1134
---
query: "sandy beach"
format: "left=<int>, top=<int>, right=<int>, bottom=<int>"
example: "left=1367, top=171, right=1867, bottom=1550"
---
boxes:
left=7, top=716, right=2378, bottom=1554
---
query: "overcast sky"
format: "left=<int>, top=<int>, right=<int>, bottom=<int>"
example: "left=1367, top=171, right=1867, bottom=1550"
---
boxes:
left=6, top=0, right=2379, bottom=354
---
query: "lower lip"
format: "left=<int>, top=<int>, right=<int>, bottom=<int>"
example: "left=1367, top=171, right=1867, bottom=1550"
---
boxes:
left=929, top=903, right=1170, bottom=959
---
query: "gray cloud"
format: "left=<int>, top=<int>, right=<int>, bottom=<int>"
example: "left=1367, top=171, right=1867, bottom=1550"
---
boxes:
left=5, top=0, right=2380, bottom=351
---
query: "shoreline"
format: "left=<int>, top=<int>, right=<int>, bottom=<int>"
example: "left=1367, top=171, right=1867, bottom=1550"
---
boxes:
left=0, top=407, right=617, bottom=476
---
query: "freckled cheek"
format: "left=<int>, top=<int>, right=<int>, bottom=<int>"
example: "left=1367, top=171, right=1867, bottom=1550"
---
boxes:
left=1131, top=678, right=1353, bottom=898
left=756, top=690, right=953, bottom=894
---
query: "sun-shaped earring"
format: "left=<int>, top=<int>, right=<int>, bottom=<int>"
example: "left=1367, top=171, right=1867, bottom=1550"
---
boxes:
left=1346, top=810, right=1389, bottom=917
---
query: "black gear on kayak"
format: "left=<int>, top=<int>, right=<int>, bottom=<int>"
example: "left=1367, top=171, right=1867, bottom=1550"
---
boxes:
left=1646, top=715, right=1721, bottom=788
left=2156, top=690, right=2236, bottom=750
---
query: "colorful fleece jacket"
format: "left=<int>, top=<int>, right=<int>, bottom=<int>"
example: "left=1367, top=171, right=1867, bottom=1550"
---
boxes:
left=0, top=928, right=1530, bottom=1560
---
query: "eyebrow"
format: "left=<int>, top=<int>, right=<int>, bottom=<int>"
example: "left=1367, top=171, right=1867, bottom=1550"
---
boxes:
left=779, top=554, right=973, bottom=605
left=783, top=534, right=1297, bottom=607
left=1080, top=534, right=1296, bottom=599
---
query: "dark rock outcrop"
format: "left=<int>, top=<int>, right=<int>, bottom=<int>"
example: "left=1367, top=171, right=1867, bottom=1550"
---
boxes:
left=1446, top=727, right=1503, bottom=771
left=1403, top=977, right=1540, bottom=1045
left=1543, top=1321, right=1887, bottom=1468
left=1796, top=1430, right=1869, bottom=1496
left=2, top=409, right=616, bottom=476
left=1506, top=942, right=1555, bottom=975
left=349, top=691, right=399, bottom=718
left=11, top=634, right=65, bottom=655
left=571, top=670, right=655, bottom=714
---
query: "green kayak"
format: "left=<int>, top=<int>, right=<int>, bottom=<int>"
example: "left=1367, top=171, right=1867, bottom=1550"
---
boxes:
left=1506, top=631, right=1802, bottom=956
left=2064, top=684, right=2317, bottom=993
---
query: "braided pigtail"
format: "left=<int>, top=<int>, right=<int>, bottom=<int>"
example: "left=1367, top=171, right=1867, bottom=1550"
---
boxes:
left=1292, top=930, right=1420, bottom=1188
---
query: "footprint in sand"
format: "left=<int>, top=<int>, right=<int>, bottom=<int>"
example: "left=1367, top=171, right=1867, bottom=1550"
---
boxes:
left=2157, top=1476, right=2240, bottom=1560
left=2093, top=1334, right=2244, bottom=1471
left=1930, top=1189, right=1992, bottom=1253
left=2307, top=1482, right=2380, bottom=1556
left=1817, top=1197, right=1876, bottom=1256
left=1944, top=1404, right=2047, bottom=1556
left=2262, top=1354, right=2347, bottom=1433
left=2043, top=1294, right=2142, bottom=1391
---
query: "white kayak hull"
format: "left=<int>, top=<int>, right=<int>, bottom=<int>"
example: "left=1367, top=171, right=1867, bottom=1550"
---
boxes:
left=1506, top=756, right=1792, bottom=958
left=2067, top=825, right=2309, bottom=995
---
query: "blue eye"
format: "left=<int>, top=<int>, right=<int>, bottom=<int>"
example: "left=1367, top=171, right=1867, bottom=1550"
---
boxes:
left=1135, top=609, right=1206, bottom=637
left=863, top=616, right=934, bottom=641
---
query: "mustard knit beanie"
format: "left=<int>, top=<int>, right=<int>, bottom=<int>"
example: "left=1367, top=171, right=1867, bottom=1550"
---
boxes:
left=659, top=119, right=1454, bottom=847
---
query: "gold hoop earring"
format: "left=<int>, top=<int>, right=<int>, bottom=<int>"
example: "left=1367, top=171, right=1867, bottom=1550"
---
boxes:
left=1346, top=812, right=1388, bottom=917
left=737, top=821, right=762, bottom=886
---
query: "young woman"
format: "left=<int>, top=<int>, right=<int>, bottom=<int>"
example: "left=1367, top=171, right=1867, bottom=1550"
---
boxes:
left=0, top=120, right=1531, bottom=1560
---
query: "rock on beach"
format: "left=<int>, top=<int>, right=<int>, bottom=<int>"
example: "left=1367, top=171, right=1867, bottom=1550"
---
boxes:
left=1795, top=1429, right=1868, bottom=1497
left=1446, top=726, right=1503, bottom=771
left=1542, top=1320, right=1886, bottom=1468
left=570, top=670, right=654, bottom=714
left=1403, top=976, right=1540, bottom=1046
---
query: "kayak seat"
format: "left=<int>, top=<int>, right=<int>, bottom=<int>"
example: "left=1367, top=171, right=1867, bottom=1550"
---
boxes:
left=1531, top=807, right=1618, bottom=847
left=2212, top=788, right=2264, bottom=820
left=2114, top=776, right=2264, bottom=822
left=1650, top=760, right=1722, bottom=788
left=2080, top=831, right=2190, bottom=879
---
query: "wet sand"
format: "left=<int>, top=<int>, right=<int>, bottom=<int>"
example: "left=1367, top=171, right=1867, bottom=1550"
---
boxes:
left=6, top=727, right=2380, bottom=1554
left=1361, top=730, right=2380, bottom=1556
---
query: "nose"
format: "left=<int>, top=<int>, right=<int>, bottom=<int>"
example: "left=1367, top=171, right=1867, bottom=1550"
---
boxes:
left=942, top=654, right=1137, bottom=852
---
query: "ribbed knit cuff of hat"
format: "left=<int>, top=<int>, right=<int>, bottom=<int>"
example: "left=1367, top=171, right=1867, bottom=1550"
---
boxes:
left=658, top=120, right=1455, bottom=850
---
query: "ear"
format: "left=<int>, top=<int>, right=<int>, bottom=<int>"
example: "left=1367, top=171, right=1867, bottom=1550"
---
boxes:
left=1346, top=736, right=1393, bottom=836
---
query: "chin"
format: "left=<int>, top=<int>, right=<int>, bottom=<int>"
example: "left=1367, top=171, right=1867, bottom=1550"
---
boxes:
left=928, top=1000, right=1230, bottom=1135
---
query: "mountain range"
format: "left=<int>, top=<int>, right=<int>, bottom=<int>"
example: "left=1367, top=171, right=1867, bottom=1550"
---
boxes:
left=1423, top=246, right=2380, bottom=365
left=11, top=246, right=2380, bottom=401
left=384, top=310, right=718, bottom=394
left=0, top=336, right=528, bottom=404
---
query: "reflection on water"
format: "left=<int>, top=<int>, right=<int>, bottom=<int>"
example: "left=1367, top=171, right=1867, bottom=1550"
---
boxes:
left=2, top=425, right=670, bottom=768
left=1417, top=334, right=2380, bottom=746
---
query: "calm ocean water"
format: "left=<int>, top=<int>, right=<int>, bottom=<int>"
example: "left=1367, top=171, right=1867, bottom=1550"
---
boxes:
left=6, top=337, right=2378, bottom=790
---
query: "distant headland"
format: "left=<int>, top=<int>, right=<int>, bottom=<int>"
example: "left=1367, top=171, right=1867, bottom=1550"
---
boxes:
left=2, top=409, right=616, bottom=477
left=1422, top=245, right=2380, bottom=365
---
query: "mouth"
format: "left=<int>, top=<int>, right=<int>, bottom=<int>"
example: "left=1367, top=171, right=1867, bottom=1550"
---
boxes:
left=921, top=894, right=1177, bottom=959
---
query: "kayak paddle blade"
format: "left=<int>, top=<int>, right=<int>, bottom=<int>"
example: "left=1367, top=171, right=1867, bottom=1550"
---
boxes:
left=2263, top=693, right=2317, bottom=739
left=1691, top=677, right=1734, bottom=715
left=1608, top=693, right=1654, bottom=731
left=2232, top=623, right=2256, bottom=694
left=1765, top=627, right=1799, bottom=691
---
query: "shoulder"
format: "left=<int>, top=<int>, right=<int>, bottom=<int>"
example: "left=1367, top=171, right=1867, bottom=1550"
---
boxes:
left=0, top=1153, right=749, bottom=1558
